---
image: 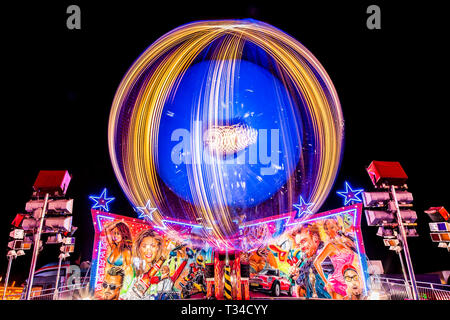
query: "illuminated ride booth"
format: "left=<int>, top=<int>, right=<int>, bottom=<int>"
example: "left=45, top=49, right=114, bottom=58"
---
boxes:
left=91, top=19, right=369, bottom=300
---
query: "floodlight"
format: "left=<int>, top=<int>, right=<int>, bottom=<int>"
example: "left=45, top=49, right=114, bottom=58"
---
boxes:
left=8, top=240, right=23, bottom=250
left=47, top=199, right=74, bottom=214
left=7, top=250, right=17, bottom=258
left=20, top=236, right=33, bottom=250
left=366, top=210, right=395, bottom=226
left=11, top=213, right=27, bottom=228
left=376, top=226, right=395, bottom=238
left=43, top=216, right=73, bottom=233
left=395, top=191, right=414, bottom=205
left=21, top=218, right=37, bottom=231
left=9, top=229, right=24, bottom=240
left=62, top=237, right=75, bottom=245
left=32, top=170, right=72, bottom=198
left=362, top=192, right=390, bottom=207
left=439, top=222, right=449, bottom=231
left=405, top=228, right=418, bottom=237
left=383, top=239, right=399, bottom=247
left=430, top=232, right=450, bottom=242
left=22, top=216, right=73, bottom=233
left=16, top=250, right=25, bottom=256
left=366, top=161, right=408, bottom=188
left=399, top=210, right=417, bottom=223
left=438, top=242, right=448, bottom=248
left=440, top=232, right=450, bottom=241
left=26, top=199, right=74, bottom=214
left=25, top=200, right=46, bottom=213
left=425, top=207, right=449, bottom=222
left=429, top=222, right=449, bottom=232
left=46, top=234, right=63, bottom=244
left=60, top=245, right=75, bottom=253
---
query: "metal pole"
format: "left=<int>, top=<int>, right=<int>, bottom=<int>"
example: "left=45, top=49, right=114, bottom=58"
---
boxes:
left=80, top=263, right=91, bottom=296
left=391, top=185, right=419, bottom=300
left=25, top=193, right=50, bottom=300
left=81, top=263, right=91, bottom=288
left=2, top=254, right=14, bottom=300
left=53, top=253, right=64, bottom=300
left=396, top=249, right=413, bottom=299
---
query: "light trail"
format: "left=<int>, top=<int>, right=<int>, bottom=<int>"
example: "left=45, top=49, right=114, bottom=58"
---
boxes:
left=108, top=19, right=344, bottom=248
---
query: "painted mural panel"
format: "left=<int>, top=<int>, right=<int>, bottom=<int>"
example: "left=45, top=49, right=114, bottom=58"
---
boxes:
left=91, top=210, right=211, bottom=300
left=246, top=205, right=368, bottom=300
left=90, top=204, right=368, bottom=300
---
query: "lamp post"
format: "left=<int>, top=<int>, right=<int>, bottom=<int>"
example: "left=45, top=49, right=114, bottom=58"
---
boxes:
left=53, top=237, right=75, bottom=300
left=25, top=192, right=49, bottom=300
left=2, top=250, right=17, bottom=300
left=21, top=170, right=73, bottom=300
left=53, top=252, right=66, bottom=300
left=391, top=185, right=419, bottom=300
left=363, top=161, right=419, bottom=300
left=394, top=243, right=413, bottom=299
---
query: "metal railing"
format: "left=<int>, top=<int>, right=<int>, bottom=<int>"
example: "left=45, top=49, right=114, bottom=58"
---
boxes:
left=5, top=275, right=449, bottom=300
left=377, top=275, right=450, bottom=300
left=4, top=277, right=91, bottom=300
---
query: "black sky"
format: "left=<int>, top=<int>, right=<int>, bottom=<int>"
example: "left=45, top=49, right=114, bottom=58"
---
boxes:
left=1, top=1, right=449, bottom=285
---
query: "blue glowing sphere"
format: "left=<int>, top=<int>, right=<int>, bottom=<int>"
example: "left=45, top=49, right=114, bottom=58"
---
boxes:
left=157, top=60, right=302, bottom=208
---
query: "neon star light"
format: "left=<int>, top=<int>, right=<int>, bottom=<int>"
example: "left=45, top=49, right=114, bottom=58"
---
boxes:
left=337, top=182, right=363, bottom=205
left=89, top=188, right=115, bottom=212
left=293, top=196, right=314, bottom=220
left=135, top=200, right=157, bottom=222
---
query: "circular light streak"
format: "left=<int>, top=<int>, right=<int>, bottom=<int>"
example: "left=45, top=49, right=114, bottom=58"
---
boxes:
left=108, top=19, right=344, bottom=248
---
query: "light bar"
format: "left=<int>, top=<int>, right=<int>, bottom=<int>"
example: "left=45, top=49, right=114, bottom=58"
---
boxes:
left=425, top=206, right=449, bottom=222
left=25, top=199, right=74, bottom=214
left=430, top=232, right=450, bottom=242
left=22, top=216, right=73, bottom=233
left=429, top=222, right=450, bottom=232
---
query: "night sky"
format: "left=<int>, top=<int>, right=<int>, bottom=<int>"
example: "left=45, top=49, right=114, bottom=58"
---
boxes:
left=2, top=1, right=449, bottom=285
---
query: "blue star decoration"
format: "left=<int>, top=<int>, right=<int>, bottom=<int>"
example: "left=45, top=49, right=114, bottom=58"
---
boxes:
left=293, top=196, right=314, bottom=220
left=337, top=182, right=363, bottom=205
left=89, top=188, right=115, bottom=212
left=135, top=200, right=157, bottom=222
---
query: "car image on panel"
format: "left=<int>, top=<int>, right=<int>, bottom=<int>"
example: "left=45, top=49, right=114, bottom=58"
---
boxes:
left=249, top=268, right=294, bottom=297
